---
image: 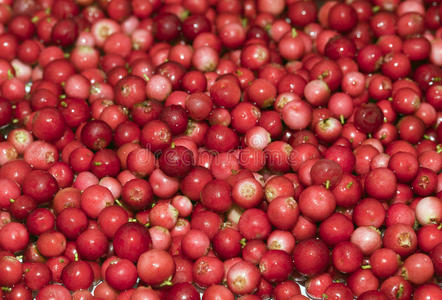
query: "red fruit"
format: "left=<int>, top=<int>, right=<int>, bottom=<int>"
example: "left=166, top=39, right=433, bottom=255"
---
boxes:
left=32, top=108, right=66, bottom=142
left=226, top=260, right=261, bottom=295
left=238, top=208, right=272, bottom=241
left=292, top=239, right=330, bottom=276
left=401, top=253, right=434, bottom=285
left=158, top=145, right=194, bottom=178
left=113, top=222, right=152, bottom=263
left=114, top=75, right=146, bottom=109
left=299, top=185, right=336, bottom=222
left=383, top=223, right=417, bottom=257
left=201, top=179, right=233, bottom=213
left=205, top=125, right=240, bottom=153
left=61, top=260, right=93, bottom=291
left=137, top=249, right=175, bottom=286
left=364, top=168, right=397, bottom=201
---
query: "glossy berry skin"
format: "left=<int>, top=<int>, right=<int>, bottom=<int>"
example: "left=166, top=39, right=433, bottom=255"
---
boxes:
left=0, top=256, right=23, bottom=287
left=80, top=120, right=113, bottom=151
left=205, top=125, right=239, bottom=153
left=259, top=249, right=294, bottom=283
left=299, top=185, right=336, bottom=222
left=200, top=179, right=233, bottom=213
left=105, top=258, right=138, bottom=291
left=113, top=222, right=152, bottom=263
left=32, top=108, right=66, bottom=142
left=354, top=103, right=383, bottom=133
left=22, top=170, right=58, bottom=205
left=292, top=239, right=330, bottom=276
left=158, top=145, right=194, bottom=178
left=159, top=105, right=189, bottom=135
left=328, top=3, right=358, bottom=33
left=0, top=0, right=440, bottom=298
left=323, top=283, right=353, bottom=300
left=60, top=260, right=93, bottom=291
left=137, top=249, right=175, bottom=286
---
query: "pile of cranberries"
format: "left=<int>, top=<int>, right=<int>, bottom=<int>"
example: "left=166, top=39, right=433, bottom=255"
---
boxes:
left=0, top=0, right=440, bottom=299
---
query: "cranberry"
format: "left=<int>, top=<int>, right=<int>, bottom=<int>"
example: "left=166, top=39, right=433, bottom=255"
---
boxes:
left=80, top=120, right=113, bottom=151
left=402, top=253, right=434, bottom=285
left=3, top=282, right=32, bottom=300
left=158, top=145, right=194, bottom=178
left=353, top=103, right=383, bottom=134
left=212, top=227, right=242, bottom=260
left=0, top=97, right=12, bottom=127
left=364, top=168, right=397, bottom=201
left=299, top=185, right=336, bottom=222
left=61, top=260, right=93, bottom=291
left=149, top=201, right=178, bottom=229
left=0, top=255, right=22, bottom=287
left=265, top=141, right=293, bottom=173
left=278, top=30, right=305, bottom=61
left=159, top=105, right=188, bottom=136
left=192, top=255, right=224, bottom=287
left=267, top=196, right=299, bottom=230
left=331, top=173, right=362, bottom=208
left=154, top=13, right=181, bottom=41
left=205, top=124, right=239, bottom=153
left=415, top=196, right=441, bottom=226
left=353, top=197, right=385, bottom=227
left=9, top=195, right=36, bottom=221
left=380, top=276, right=412, bottom=300
left=105, top=258, right=137, bottom=291
left=201, top=179, right=233, bottom=213
left=76, top=228, right=108, bottom=261
left=113, top=75, right=146, bottom=110
left=413, top=284, right=442, bottom=300
left=319, top=213, right=354, bottom=246
left=385, top=202, right=416, bottom=227
left=231, top=103, right=261, bottom=134
left=0, top=0, right=439, bottom=296
left=51, top=19, right=78, bottom=47
left=351, top=225, right=382, bottom=255
left=113, top=222, right=152, bottom=263
left=226, top=260, right=261, bottom=295
left=166, top=282, right=200, bottom=300
left=267, top=230, right=296, bottom=253
left=91, top=149, right=121, bottom=178
left=305, top=273, right=332, bottom=299
left=288, top=1, right=317, bottom=28
left=347, top=268, right=379, bottom=297
left=292, top=239, right=330, bottom=276
left=383, top=223, right=417, bottom=257
left=130, top=100, right=162, bottom=127
left=140, top=120, right=172, bottom=152
left=388, top=151, right=419, bottom=183
left=397, top=115, right=425, bottom=144
left=259, top=249, right=293, bottom=283
left=412, top=167, right=438, bottom=196
left=328, top=3, right=358, bottom=33
left=238, top=208, right=272, bottom=241
left=382, top=52, right=412, bottom=81
left=202, top=285, right=234, bottom=300
left=121, top=178, right=153, bottom=211
left=417, top=224, right=442, bottom=253
left=332, top=241, right=363, bottom=274
left=22, top=170, right=58, bottom=205
left=310, top=159, right=343, bottom=189
left=180, top=167, right=213, bottom=201
left=241, top=43, right=270, bottom=71
left=31, top=107, right=66, bottom=142
left=126, top=148, right=156, bottom=177
left=23, top=262, right=52, bottom=291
